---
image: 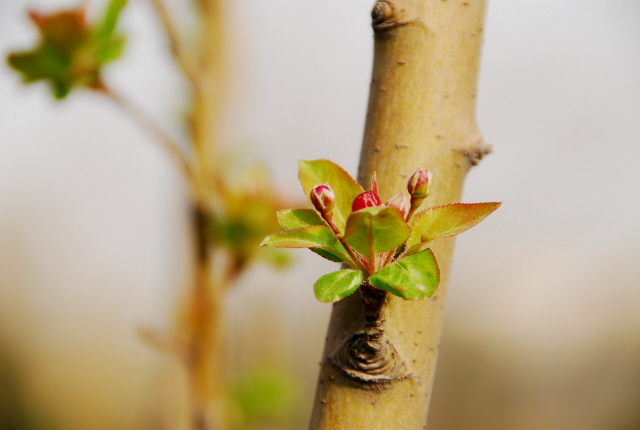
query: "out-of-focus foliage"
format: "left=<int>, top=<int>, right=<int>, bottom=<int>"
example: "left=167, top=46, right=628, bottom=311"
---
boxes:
left=7, top=0, right=127, bottom=99
left=207, top=165, right=293, bottom=275
left=228, top=365, right=300, bottom=430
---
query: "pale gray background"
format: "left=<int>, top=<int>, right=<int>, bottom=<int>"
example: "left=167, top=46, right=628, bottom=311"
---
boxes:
left=1, top=0, right=639, bottom=429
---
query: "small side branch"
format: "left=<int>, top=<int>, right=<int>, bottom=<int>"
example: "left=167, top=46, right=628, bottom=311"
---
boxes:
left=149, top=0, right=199, bottom=88
left=99, top=85, right=199, bottom=195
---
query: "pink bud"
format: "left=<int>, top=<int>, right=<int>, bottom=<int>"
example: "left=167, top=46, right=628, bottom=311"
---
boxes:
left=407, top=168, right=433, bottom=207
left=352, top=190, right=382, bottom=212
left=310, top=184, right=335, bottom=214
left=385, top=193, right=409, bottom=218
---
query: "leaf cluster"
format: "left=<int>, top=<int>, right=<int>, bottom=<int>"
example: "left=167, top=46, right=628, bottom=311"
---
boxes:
left=262, top=160, right=500, bottom=303
left=7, top=0, right=127, bottom=99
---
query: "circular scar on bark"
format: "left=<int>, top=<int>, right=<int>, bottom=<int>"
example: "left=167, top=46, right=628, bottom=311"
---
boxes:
left=328, top=286, right=412, bottom=389
left=329, top=332, right=411, bottom=389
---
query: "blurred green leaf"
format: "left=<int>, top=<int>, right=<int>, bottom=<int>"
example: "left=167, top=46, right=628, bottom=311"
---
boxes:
left=314, top=269, right=363, bottom=303
left=370, top=248, right=440, bottom=300
left=206, top=164, right=295, bottom=272
left=97, top=0, right=127, bottom=37
left=343, top=206, right=410, bottom=257
left=93, top=34, right=126, bottom=65
left=229, top=365, right=299, bottom=429
left=7, top=2, right=127, bottom=99
left=298, top=160, right=363, bottom=234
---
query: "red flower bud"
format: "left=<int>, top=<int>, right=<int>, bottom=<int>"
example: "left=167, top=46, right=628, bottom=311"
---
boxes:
left=352, top=190, right=382, bottom=212
left=310, top=184, right=335, bottom=214
left=407, top=168, right=433, bottom=207
left=385, top=193, right=409, bottom=218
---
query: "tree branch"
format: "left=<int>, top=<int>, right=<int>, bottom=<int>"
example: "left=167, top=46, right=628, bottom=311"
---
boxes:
left=308, top=0, right=490, bottom=428
left=99, top=85, right=199, bottom=197
left=149, top=0, right=199, bottom=88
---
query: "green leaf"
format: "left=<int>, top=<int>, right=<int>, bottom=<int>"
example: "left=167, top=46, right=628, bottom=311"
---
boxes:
left=370, top=249, right=440, bottom=300
left=314, top=269, right=363, bottom=303
left=343, top=206, right=410, bottom=257
left=407, top=202, right=501, bottom=247
left=277, top=209, right=325, bottom=230
left=298, top=160, right=364, bottom=234
left=261, top=225, right=349, bottom=260
left=310, top=248, right=347, bottom=263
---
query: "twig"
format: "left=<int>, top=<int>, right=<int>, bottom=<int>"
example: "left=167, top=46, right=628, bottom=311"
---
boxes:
left=99, top=85, right=199, bottom=195
left=149, top=0, right=199, bottom=88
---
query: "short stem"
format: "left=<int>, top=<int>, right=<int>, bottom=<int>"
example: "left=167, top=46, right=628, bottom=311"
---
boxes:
left=406, top=203, right=421, bottom=222
left=360, top=284, right=387, bottom=351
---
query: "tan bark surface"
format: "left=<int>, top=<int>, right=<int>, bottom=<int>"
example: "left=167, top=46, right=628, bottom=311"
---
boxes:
left=308, top=1, right=490, bottom=428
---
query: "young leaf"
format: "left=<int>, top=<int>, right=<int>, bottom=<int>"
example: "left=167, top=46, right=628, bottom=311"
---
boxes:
left=369, top=249, right=440, bottom=300
left=298, top=160, right=364, bottom=233
left=314, top=269, right=363, bottom=303
left=7, top=2, right=127, bottom=99
left=310, top=248, right=347, bottom=263
left=277, top=209, right=325, bottom=231
left=407, top=202, right=501, bottom=247
left=261, top=226, right=349, bottom=261
left=343, top=206, right=410, bottom=257
left=8, top=10, right=91, bottom=98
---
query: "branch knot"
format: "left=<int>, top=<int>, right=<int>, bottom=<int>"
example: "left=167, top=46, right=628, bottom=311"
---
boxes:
left=371, top=1, right=406, bottom=31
